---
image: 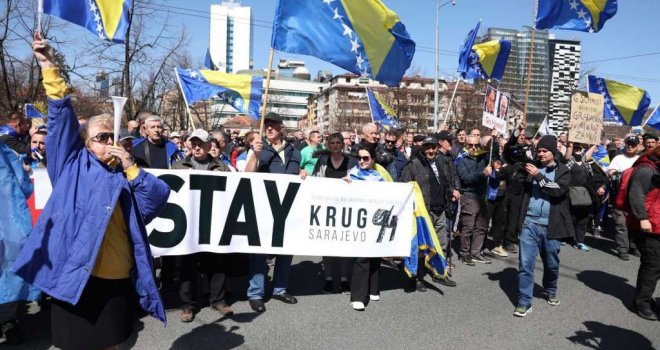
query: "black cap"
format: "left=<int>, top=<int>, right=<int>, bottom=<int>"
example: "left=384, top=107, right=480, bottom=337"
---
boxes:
left=119, top=129, right=135, bottom=142
left=422, top=136, right=438, bottom=145
left=264, top=112, right=283, bottom=123
left=436, top=130, right=454, bottom=142
left=625, top=136, right=640, bottom=146
left=413, top=134, right=425, bottom=142
left=537, top=135, right=558, bottom=154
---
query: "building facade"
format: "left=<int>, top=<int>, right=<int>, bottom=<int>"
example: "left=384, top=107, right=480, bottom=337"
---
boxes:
left=209, top=1, right=252, bottom=73
left=548, top=39, right=581, bottom=133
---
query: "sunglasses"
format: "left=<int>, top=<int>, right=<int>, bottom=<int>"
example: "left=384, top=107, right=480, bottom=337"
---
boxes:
left=358, top=156, right=372, bottom=162
left=384, top=140, right=396, bottom=145
left=91, top=132, right=115, bottom=143
left=467, top=143, right=480, bottom=148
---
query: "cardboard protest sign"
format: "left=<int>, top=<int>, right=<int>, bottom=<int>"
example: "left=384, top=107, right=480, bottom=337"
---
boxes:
left=569, top=91, right=604, bottom=145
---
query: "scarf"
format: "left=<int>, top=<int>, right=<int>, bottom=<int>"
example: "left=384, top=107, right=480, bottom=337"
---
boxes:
left=348, top=166, right=384, bottom=182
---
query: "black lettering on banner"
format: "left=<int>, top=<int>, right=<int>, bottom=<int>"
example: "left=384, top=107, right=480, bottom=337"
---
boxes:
left=149, top=174, right=187, bottom=248
left=310, top=205, right=321, bottom=225
left=219, top=178, right=260, bottom=246
left=341, top=207, right=352, bottom=228
left=264, top=180, right=300, bottom=248
left=357, top=208, right=367, bottom=228
left=326, top=206, right=336, bottom=226
left=189, top=174, right=227, bottom=245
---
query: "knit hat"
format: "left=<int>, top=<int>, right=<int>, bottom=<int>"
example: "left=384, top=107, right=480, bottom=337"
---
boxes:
left=537, top=135, right=558, bottom=154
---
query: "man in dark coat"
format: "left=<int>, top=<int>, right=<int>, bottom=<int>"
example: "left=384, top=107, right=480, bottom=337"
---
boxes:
left=513, top=135, right=573, bottom=317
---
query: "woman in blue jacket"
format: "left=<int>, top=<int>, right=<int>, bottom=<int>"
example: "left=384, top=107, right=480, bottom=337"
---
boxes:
left=12, top=34, right=170, bottom=350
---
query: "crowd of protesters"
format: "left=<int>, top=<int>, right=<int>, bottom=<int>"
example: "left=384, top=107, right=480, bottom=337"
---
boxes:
left=0, top=34, right=659, bottom=348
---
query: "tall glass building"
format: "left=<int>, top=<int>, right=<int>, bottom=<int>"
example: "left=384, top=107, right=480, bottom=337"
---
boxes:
left=209, top=1, right=253, bottom=73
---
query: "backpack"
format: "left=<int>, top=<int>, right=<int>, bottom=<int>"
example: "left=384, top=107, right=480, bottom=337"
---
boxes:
left=615, top=163, right=653, bottom=211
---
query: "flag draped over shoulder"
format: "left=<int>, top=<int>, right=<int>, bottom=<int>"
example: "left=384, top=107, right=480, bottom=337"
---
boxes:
left=43, top=0, right=131, bottom=43
left=536, top=0, right=617, bottom=33
left=457, top=21, right=510, bottom=81
left=646, top=105, right=660, bottom=131
left=588, top=75, right=651, bottom=127
left=403, top=183, right=448, bottom=278
left=366, top=88, right=399, bottom=130
left=271, top=0, right=415, bottom=87
left=175, top=68, right=263, bottom=119
left=25, top=104, right=44, bottom=119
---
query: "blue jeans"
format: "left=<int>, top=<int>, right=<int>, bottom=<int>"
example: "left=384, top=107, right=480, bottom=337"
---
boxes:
left=247, top=254, right=293, bottom=300
left=518, top=221, right=561, bottom=306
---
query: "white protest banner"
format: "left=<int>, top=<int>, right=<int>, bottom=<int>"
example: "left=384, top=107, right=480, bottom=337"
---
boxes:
left=482, top=85, right=508, bottom=134
left=29, top=169, right=415, bottom=258
left=569, top=91, right=605, bottom=145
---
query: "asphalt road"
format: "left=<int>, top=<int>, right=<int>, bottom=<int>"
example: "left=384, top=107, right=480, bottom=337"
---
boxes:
left=12, top=234, right=660, bottom=350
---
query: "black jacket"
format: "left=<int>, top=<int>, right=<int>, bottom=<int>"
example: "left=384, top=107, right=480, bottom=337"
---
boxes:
left=311, top=150, right=357, bottom=177
left=173, top=155, right=230, bottom=171
left=0, top=133, right=30, bottom=155
left=399, top=151, right=450, bottom=212
left=518, top=161, right=574, bottom=240
left=350, top=141, right=393, bottom=168
left=437, top=151, right=461, bottom=195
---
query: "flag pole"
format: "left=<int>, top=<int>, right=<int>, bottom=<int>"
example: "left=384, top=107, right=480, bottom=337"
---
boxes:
left=442, top=77, right=461, bottom=126
left=259, top=48, right=276, bottom=138
left=173, top=68, right=196, bottom=130
left=37, top=0, right=43, bottom=34
left=433, top=0, right=440, bottom=131
left=522, top=0, right=539, bottom=124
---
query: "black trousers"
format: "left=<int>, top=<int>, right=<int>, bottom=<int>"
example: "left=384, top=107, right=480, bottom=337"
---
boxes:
left=571, top=206, right=591, bottom=244
left=632, top=232, right=660, bottom=310
left=487, top=196, right=508, bottom=247
left=179, top=253, right=228, bottom=310
left=350, top=258, right=380, bottom=304
left=504, top=193, right=524, bottom=246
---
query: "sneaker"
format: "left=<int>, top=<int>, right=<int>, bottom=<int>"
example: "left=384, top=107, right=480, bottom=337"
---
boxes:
left=322, top=280, right=333, bottom=294
left=472, top=254, right=492, bottom=264
left=505, top=244, right=518, bottom=253
left=415, top=280, right=427, bottom=292
left=351, top=301, right=365, bottom=311
left=491, top=246, right=509, bottom=257
left=593, top=227, right=602, bottom=238
left=179, top=309, right=194, bottom=323
left=340, top=281, right=350, bottom=295
left=459, top=255, right=475, bottom=266
left=369, top=294, right=380, bottom=301
left=513, top=305, right=532, bottom=317
left=618, top=251, right=630, bottom=261
left=432, top=276, right=457, bottom=287
left=576, top=243, right=590, bottom=252
left=547, top=295, right=560, bottom=306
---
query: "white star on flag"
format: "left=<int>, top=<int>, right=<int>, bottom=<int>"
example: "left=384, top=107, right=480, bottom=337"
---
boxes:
left=322, top=0, right=334, bottom=4
left=94, top=13, right=101, bottom=23
left=332, top=8, right=343, bottom=20
left=96, top=23, right=103, bottom=33
left=341, top=23, right=353, bottom=37
left=356, top=54, right=364, bottom=68
left=577, top=9, right=588, bottom=19
left=350, top=37, right=360, bottom=53
left=190, top=71, right=199, bottom=79
left=89, top=1, right=97, bottom=12
left=584, top=18, right=592, bottom=27
left=569, top=0, right=579, bottom=10
left=235, top=99, right=244, bottom=109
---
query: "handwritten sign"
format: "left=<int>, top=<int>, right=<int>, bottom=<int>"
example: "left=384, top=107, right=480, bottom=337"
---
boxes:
left=569, top=92, right=604, bottom=145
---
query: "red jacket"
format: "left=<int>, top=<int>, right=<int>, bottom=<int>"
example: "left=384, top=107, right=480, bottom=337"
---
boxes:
left=626, top=155, right=660, bottom=234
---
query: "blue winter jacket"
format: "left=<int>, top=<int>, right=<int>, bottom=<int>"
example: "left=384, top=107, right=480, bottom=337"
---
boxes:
left=12, top=96, right=170, bottom=323
left=0, top=144, right=41, bottom=304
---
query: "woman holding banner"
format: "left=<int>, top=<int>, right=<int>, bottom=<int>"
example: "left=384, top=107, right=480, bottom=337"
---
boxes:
left=12, top=34, right=170, bottom=350
left=313, top=133, right=357, bottom=294
left=344, top=144, right=385, bottom=311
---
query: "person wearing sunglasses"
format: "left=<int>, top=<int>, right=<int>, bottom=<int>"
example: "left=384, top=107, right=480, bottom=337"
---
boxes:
left=0, top=112, right=31, bottom=155
left=13, top=34, right=171, bottom=350
left=456, top=135, right=492, bottom=266
left=382, top=130, right=407, bottom=181
left=343, top=144, right=384, bottom=311
left=312, top=133, right=357, bottom=294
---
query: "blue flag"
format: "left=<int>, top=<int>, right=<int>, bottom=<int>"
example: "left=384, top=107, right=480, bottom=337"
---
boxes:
left=271, top=0, right=415, bottom=87
left=458, top=21, right=511, bottom=81
left=366, top=88, right=399, bottom=130
left=646, top=105, right=660, bottom=131
left=588, top=75, right=651, bottom=127
left=25, top=104, right=44, bottom=119
left=203, top=48, right=214, bottom=70
left=43, top=0, right=131, bottom=43
left=536, top=0, right=617, bottom=33
left=175, top=68, right=263, bottom=119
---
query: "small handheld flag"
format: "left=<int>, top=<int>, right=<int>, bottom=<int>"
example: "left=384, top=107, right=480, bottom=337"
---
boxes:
left=42, top=0, right=131, bottom=43
left=271, top=0, right=415, bottom=87
left=25, top=104, right=44, bottom=119
left=536, top=0, right=618, bottom=33
left=175, top=68, right=263, bottom=119
left=588, top=75, right=651, bottom=127
left=458, top=21, right=511, bottom=81
left=366, top=88, right=399, bottom=130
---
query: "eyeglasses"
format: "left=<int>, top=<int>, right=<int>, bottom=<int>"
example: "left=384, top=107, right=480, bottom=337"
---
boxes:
left=384, top=140, right=396, bottom=145
left=91, top=132, right=114, bottom=143
left=467, top=143, right=479, bottom=148
left=358, top=156, right=371, bottom=162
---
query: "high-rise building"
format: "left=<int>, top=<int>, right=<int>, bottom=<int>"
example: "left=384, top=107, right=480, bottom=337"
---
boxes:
left=480, top=27, right=552, bottom=124
left=548, top=39, right=581, bottom=133
left=95, top=69, right=109, bottom=98
left=209, top=1, right=252, bottom=73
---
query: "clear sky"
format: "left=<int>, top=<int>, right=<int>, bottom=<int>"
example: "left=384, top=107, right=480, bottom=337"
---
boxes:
left=29, top=0, right=660, bottom=106
left=163, top=0, right=660, bottom=105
